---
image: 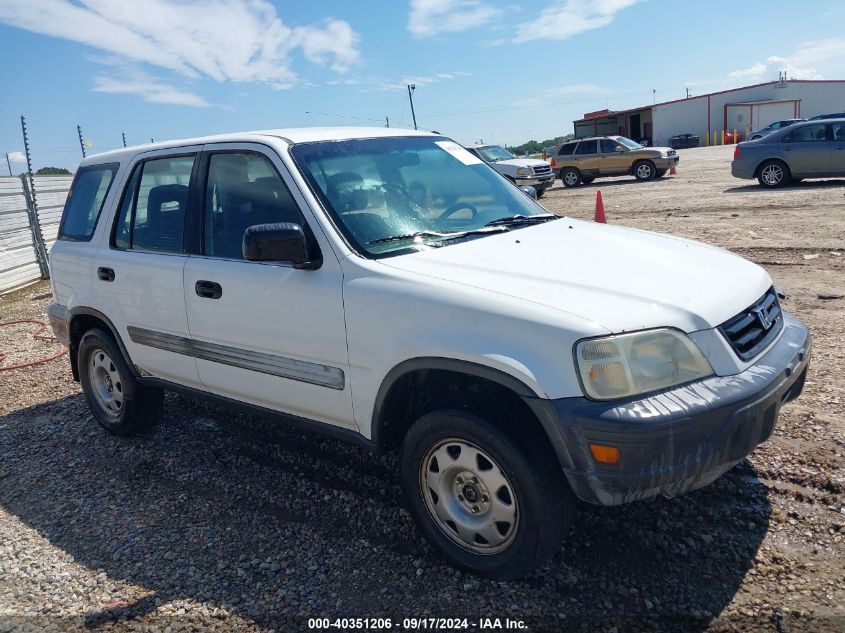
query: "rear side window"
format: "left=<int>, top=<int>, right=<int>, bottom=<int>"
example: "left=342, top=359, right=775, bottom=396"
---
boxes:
left=558, top=143, right=577, bottom=156
left=112, top=155, right=195, bottom=254
left=783, top=124, right=827, bottom=143
left=575, top=140, right=598, bottom=155
left=58, top=163, right=118, bottom=241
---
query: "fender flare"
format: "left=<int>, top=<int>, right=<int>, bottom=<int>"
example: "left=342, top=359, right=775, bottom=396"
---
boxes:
left=370, top=356, right=541, bottom=449
left=67, top=307, right=137, bottom=379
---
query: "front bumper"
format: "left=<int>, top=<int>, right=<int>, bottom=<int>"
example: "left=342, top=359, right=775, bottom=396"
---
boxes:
left=654, top=155, right=680, bottom=168
left=534, top=312, right=811, bottom=506
left=513, top=174, right=554, bottom=187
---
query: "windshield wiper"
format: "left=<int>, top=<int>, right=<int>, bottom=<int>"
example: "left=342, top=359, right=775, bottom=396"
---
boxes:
left=366, top=226, right=508, bottom=246
left=484, top=213, right=558, bottom=227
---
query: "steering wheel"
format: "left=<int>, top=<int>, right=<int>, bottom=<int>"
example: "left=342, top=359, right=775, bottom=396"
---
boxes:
left=437, top=202, right=479, bottom=224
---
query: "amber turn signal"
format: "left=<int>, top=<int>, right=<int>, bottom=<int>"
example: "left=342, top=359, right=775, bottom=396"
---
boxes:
left=589, top=444, right=620, bottom=464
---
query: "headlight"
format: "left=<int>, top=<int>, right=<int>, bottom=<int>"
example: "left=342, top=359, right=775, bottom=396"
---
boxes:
left=516, top=167, right=532, bottom=176
left=575, top=329, right=713, bottom=400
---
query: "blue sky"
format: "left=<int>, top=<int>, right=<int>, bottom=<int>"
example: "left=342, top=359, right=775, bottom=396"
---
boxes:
left=2, top=0, right=845, bottom=171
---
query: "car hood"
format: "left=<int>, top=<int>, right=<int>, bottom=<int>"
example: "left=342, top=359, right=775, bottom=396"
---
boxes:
left=492, top=158, right=550, bottom=168
left=632, top=146, right=673, bottom=156
left=380, top=218, right=771, bottom=334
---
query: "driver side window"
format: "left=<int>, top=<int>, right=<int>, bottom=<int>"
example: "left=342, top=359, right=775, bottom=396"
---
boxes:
left=203, top=152, right=309, bottom=260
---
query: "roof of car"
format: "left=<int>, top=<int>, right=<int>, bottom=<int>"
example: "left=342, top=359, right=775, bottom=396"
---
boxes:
left=79, top=126, right=436, bottom=167
left=567, top=136, right=621, bottom=142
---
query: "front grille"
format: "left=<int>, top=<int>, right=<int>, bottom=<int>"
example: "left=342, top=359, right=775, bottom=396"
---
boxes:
left=719, top=287, right=783, bottom=361
left=533, top=165, right=552, bottom=175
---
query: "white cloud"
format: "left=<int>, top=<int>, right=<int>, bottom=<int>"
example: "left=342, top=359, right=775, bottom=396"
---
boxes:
left=513, top=0, right=642, bottom=43
left=0, top=0, right=360, bottom=91
left=93, top=70, right=211, bottom=107
left=728, top=38, right=845, bottom=82
left=408, top=0, right=501, bottom=37
left=513, top=83, right=609, bottom=108
left=6, top=151, right=26, bottom=163
left=327, top=71, right=471, bottom=93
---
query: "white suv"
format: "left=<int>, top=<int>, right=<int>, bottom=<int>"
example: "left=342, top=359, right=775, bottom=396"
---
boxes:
left=48, top=127, right=811, bottom=578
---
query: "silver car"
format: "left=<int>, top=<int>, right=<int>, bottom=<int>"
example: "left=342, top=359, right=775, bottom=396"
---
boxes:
left=747, top=118, right=804, bottom=141
left=731, top=119, right=845, bottom=187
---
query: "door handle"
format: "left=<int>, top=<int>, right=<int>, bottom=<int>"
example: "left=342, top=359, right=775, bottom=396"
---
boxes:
left=195, top=280, right=222, bottom=299
left=97, top=267, right=115, bottom=282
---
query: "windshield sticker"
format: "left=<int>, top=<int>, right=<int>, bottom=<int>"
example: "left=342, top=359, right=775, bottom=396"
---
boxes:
left=435, top=140, right=483, bottom=165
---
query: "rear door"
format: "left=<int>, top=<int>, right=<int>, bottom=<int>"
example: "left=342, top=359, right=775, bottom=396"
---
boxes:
left=830, top=122, right=845, bottom=175
left=96, top=149, right=203, bottom=388
left=182, top=143, right=355, bottom=429
left=571, top=139, right=599, bottom=175
left=781, top=123, right=830, bottom=177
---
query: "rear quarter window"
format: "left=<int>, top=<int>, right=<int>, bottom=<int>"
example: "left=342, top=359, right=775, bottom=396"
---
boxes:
left=58, top=163, right=119, bottom=241
left=558, top=143, right=577, bottom=156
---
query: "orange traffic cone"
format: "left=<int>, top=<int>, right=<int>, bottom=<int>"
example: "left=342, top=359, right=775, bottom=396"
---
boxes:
left=669, top=165, right=677, bottom=175
left=594, top=191, right=607, bottom=223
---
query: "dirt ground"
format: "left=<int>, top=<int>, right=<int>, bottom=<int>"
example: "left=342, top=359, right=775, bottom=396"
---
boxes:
left=0, top=144, right=843, bottom=632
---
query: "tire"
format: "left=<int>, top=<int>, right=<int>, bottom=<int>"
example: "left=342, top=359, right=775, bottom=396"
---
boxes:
left=534, top=186, right=545, bottom=199
left=560, top=167, right=582, bottom=188
left=400, top=409, right=573, bottom=579
left=78, top=328, right=163, bottom=436
left=655, top=169, right=667, bottom=178
left=757, top=159, right=790, bottom=188
left=633, top=160, right=656, bottom=181
left=581, top=176, right=595, bottom=184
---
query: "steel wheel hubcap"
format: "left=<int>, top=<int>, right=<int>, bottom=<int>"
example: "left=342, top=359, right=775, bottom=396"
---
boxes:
left=89, top=349, right=123, bottom=416
left=420, top=438, right=518, bottom=554
left=762, top=164, right=782, bottom=184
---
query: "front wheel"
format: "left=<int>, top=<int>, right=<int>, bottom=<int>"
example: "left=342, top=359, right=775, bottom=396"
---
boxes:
left=757, top=160, right=790, bottom=188
left=78, top=329, right=163, bottom=436
left=400, top=410, right=572, bottom=579
left=633, top=160, right=656, bottom=181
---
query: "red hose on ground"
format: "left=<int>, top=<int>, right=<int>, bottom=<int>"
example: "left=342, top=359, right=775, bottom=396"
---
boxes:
left=0, top=320, right=68, bottom=372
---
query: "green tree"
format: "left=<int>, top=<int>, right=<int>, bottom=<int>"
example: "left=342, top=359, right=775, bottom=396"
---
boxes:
left=34, top=166, right=71, bottom=176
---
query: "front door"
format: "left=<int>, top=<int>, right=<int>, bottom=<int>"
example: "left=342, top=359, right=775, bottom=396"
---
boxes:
left=781, top=123, right=830, bottom=177
left=599, top=139, right=629, bottom=175
left=182, top=144, right=355, bottom=429
left=96, top=150, right=203, bottom=389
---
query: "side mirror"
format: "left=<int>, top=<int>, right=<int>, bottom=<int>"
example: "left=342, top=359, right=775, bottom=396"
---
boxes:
left=243, top=222, right=321, bottom=270
left=519, top=185, right=538, bottom=200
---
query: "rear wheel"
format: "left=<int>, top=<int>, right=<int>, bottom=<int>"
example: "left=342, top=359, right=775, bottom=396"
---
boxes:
left=561, top=167, right=582, bottom=188
left=78, top=329, right=163, bottom=436
left=757, top=160, right=790, bottom=188
left=633, top=160, right=656, bottom=181
left=401, top=410, right=572, bottom=579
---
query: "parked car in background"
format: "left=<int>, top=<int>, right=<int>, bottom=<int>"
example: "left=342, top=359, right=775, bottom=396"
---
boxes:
left=550, top=136, right=679, bottom=187
left=731, top=119, right=845, bottom=187
left=809, top=112, right=845, bottom=121
left=748, top=119, right=805, bottom=140
left=47, top=126, right=811, bottom=579
left=669, top=133, right=700, bottom=149
left=465, top=144, right=554, bottom=197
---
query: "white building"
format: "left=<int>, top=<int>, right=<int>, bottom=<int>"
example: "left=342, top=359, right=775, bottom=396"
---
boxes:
left=572, top=79, right=845, bottom=146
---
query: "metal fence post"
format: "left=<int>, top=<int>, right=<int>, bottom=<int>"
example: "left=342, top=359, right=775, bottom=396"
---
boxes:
left=20, top=174, right=50, bottom=279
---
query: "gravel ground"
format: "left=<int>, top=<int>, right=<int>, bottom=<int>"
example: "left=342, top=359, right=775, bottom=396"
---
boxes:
left=1, top=145, right=844, bottom=632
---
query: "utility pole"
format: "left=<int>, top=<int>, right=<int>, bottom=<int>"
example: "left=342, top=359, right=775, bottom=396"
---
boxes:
left=407, top=84, right=417, bottom=130
left=385, top=116, right=390, bottom=128
left=150, top=137, right=154, bottom=143
left=122, top=132, right=127, bottom=147
left=77, top=124, right=86, bottom=158
left=653, top=89, right=656, bottom=105
left=4, top=153, right=11, bottom=176
left=685, top=87, right=690, bottom=99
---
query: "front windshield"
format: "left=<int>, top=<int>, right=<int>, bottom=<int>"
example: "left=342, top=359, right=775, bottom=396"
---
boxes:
left=291, top=136, right=548, bottom=257
left=476, top=145, right=515, bottom=162
left=616, top=137, right=643, bottom=149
